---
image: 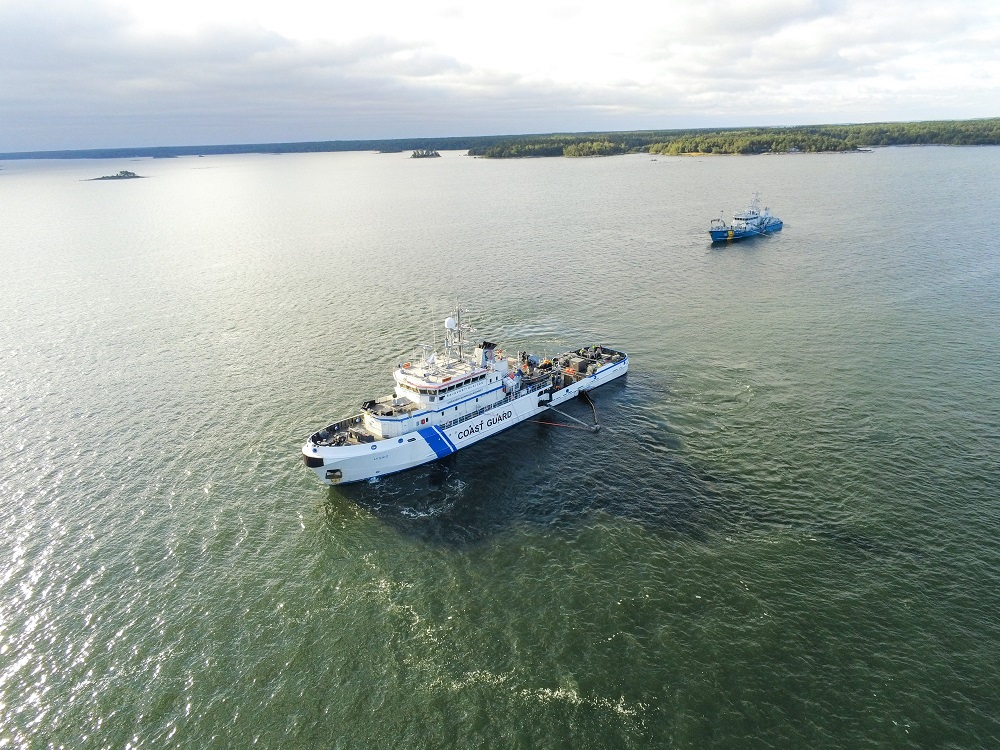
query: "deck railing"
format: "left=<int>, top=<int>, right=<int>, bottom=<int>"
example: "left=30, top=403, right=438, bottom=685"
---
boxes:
left=440, top=380, right=550, bottom=430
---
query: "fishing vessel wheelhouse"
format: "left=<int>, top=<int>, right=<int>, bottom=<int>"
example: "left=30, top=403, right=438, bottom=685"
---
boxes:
left=302, top=309, right=628, bottom=485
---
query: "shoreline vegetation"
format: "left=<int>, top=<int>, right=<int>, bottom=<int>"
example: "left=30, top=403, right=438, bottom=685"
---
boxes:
left=88, top=170, right=144, bottom=180
left=3, top=118, right=998, bottom=161
left=470, top=119, right=1000, bottom=158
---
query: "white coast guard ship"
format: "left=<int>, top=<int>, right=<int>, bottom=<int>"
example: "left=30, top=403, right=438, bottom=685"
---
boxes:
left=302, top=309, right=628, bottom=485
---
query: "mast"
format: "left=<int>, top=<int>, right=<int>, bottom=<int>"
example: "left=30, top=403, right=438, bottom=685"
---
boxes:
left=443, top=306, right=475, bottom=364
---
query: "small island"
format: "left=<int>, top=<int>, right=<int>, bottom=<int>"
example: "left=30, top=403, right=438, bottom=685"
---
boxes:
left=410, top=149, right=440, bottom=159
left=90, top=170, right=145, bottom=180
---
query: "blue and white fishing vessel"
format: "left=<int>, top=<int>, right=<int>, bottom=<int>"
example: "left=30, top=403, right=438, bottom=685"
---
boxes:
left=302, top=309, right=628, bottom=485
left=710, top=193, right=783, bottom=241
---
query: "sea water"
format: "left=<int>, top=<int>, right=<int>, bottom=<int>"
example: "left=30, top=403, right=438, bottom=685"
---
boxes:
left=1, top=146, right=999, bottom=747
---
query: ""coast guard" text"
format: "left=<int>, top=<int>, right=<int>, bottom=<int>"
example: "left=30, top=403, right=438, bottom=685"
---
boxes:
left=455, top=410, right=513, bottom=440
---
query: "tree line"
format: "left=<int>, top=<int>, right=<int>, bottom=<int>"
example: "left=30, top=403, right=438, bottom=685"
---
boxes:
left=467, top=119, right=1000, bottom=158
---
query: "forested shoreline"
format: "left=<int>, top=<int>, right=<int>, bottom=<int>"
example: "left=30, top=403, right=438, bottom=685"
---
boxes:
left=469, top=119, right=1000, bottom=158
left=2, top=118, right=997, bottom=160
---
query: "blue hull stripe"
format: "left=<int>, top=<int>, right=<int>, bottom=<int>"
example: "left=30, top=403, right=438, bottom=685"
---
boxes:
left=437, top=428, right=458, bottom=453
left=419, top=426, right=455, bottom=459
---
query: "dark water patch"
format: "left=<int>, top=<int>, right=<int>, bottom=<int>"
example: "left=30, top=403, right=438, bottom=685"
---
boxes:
left=331, top=380, right=730, bottom=546
left=329, top=376, right=912, bottom=562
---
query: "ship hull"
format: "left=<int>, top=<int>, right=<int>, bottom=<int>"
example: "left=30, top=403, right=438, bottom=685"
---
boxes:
left=710, top=218, right=783, bottom=242
left=303, top=355, right=628, bottom=485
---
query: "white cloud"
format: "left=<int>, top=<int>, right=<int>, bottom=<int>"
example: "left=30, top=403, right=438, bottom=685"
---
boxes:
left=0, top=0, right=998, bottom=151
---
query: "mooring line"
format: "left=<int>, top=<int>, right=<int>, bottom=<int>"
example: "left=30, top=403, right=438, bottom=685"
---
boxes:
left=528, top=420, right=594, bottom=431
left=545, top=402, right=601, bottom=433
left=547, top=406, right=592, bottom=428
left=581, top=390, right=601, bottom=428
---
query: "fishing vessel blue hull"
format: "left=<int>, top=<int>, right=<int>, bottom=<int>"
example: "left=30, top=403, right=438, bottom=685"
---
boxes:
left=710, top=218, right=783, bottom=241
left=710, top=193, right=782, bottom=242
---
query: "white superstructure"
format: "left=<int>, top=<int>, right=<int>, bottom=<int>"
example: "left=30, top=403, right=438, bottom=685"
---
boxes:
left=302, top=309, right=629, bottom=485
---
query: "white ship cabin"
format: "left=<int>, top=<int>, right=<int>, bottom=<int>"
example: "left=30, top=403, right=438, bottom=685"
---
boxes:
left=733, top=193, right=766, bottom=226
left=361, top=340, right=511, bottom=439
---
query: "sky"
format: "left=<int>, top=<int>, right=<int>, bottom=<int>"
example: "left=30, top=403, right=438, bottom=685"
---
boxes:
left=1, top=0, right=999, bottom=152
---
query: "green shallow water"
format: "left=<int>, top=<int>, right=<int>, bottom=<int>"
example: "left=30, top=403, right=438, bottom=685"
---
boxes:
left=1, top=147, right=999, bottom=748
